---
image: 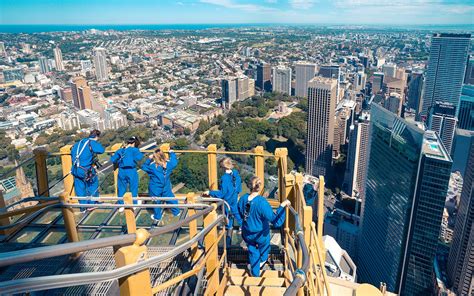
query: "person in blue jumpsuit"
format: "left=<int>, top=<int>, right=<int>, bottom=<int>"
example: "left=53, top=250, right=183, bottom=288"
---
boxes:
left=204, top=157, right=242, bottom=246
left=71, top=130, right=105, bottom=212
left=110, top=136, right=143, bottom=211
left=141, top=148, right=180, bottom=221
left=238, top=176, right=290, bottom=277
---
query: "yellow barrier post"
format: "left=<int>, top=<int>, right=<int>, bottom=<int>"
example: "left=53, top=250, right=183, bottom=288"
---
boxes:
left=111, top=143, right=123, bottom=196
left=59, top=193, right=80, bottom=258
left=114, top=228, right=153, bottom=296
left=0, top=190, right=10, bottom=235
left=275, top=148, right=288, bottom=203
left=186, top=192, right=201, bottom=262
left=318, top=176, right=325, bottom=252
left=123, top=192, right=137, bottom=234
left=254, top=146, right=265, bottom=193
left=302, top=205, right=313, bottom=295
left=203, top=205, right=219, bottom=295
left=207, top=144, right=218, bottom=190
left=33, top=147, right=49, bottom=196
left=60, top=145, right=75, bottom=197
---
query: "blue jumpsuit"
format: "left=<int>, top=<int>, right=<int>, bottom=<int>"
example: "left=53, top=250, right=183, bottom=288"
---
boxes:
left=238, top=194, right=286, bottom=277
left=209, top=169, right=242, bottom=245
left=110, top=147, right=143, bottom=202
left=71, top=137, right=105, bottom=203
left=141, top=152, right=180, bottom=219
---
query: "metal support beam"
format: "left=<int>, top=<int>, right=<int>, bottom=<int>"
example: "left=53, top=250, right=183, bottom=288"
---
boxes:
left=207, top=144, right=218, bottom=190
left=275, top=148, right=288, bottom=203
left=111, top=143, right=122, bottom=196
left=123, top=192, right=136, bottom=234
left=60, top=145, right=75, bottom=198
left=114, top=228, right=153, bottom=296
left=59, top=193, right=79, bottom=257
left=254, top=146, right=265, bottom=193
left=186, top=192, right=201, bottom=263
left=34, top=148, right=49, bottom=196
left=203, top=205, right=219, bottom=295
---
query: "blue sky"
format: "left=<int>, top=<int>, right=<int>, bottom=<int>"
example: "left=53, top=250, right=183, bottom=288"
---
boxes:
left=0, top=0, right=473, bottom=25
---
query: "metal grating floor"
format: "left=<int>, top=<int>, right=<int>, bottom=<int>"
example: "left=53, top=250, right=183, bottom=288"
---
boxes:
left=0, top=246, right=192, bottom=296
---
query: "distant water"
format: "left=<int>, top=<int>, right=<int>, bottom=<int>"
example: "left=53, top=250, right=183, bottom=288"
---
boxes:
left=0, top=23, right=472, bottom=33
left=0, top=24, right=272, bottom=33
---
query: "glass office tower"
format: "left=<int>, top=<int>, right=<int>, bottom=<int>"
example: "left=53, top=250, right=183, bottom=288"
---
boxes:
left=358, top=104, right=452, bottom=295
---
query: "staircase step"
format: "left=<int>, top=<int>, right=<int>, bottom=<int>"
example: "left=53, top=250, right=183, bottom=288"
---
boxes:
left=228, top=268, right=283, bottom=278
left=224, top=285, right=287, bottom=296
left=227, top=276, right=286, bottom=287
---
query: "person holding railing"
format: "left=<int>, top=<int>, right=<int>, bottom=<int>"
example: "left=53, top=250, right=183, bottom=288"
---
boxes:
left=71, top=129, right=105, bottom=212
left=238, top=176, right=290, bottom=277
left=203, top=157, right=242, bottom=246
left=141, top=148, right=180, bottom=222
left=111, top=136, right=143, bottom=212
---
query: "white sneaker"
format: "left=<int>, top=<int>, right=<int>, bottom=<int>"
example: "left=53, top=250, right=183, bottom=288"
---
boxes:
left=118, top=207, right=124, bottom=213
left=151, top=214, right=161, bottom=222
left=260, top=261, right=266, bottom=269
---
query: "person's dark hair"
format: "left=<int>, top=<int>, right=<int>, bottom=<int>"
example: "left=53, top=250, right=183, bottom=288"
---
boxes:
left=89, top=129, right=101, bottom=138
left=127, top=136, right=141, bottom=147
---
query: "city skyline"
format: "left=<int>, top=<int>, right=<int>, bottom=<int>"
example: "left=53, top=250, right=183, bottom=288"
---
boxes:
left=1, top=0, right=473, bottom=26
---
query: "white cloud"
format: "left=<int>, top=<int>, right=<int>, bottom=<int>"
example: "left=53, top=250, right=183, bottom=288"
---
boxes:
left=200, top=0, right=278, bottom=12
left=265, top=0, right=278, bottom=3
left=289, top=0, right=317, bottom=9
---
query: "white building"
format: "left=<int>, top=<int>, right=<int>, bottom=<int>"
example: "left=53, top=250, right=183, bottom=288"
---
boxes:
left=81, top=60, right=93, bottom=75
left=323, top=235, right=357, bottom=282
left=93, top=47, right=108, bottom=82
left=53, top=46, right=64, bottom=71
left=295, top=61, right=317, bottom=98
left=58, top=112, right=81, bottom=130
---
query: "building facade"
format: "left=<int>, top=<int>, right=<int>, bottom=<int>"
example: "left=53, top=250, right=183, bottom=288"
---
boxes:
left=256, top=62, right=271, bottom=92
left=70, top=76, right=92, bottom=110
left=420, top=33, right=471, bottom=117
left=93, top=47, right=108, bottom=82
left=272, top=66, right=292, bottom=95
left=458, top=85, right=474, bottom=131
left=428, top=101, right=457, bottom=153
left=447, top=133, right=474, bottom=296
left=305, top=77, right=338, bottom=177
left=295, top=62, right=317, bottom=98
left=53, top=46, right=64, bottom=71
left=358, top=104, right=452, bottom=295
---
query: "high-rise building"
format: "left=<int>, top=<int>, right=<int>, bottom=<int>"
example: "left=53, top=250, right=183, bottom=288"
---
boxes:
left=372, top=72, right=384, bottom=94
left=93, top=47, right=108, bottom=82
left=458, top=84, right=474, bottom=131
left=319, top=65, right=340, bottom=80
left=272, top=66, right=292, bottom=95
left=428, top=101, right=457, bottom=153
left=0, top=42, right=6, bottom=58
left=464, top=58, right=474, bottom=85
left=344, top=112, right=370, bottom=204
left=383, top=93, right=403, bottom=117
left=38, top=56, right=50, bottom=74
left=295, top=62, right=317, bottom=98
left=305, top=77, right=338, bottom=177
left=353, top=71, right=366, bottom=91
left=53, top=46, right=64, bottom=71
left=222, top=78, right=237, bottom=109
left=420, top=33, right=471, bottom=118
left=256, top=62, right=271, bottom=92
left=407, top=70, right=424, bottom=114
left=358, top=104, right=452, bottom=295
left=70, top=76, right=92, bottom=110
left=447, top=133, right=474, bottom=296
left=382, top=62, right=397, bottom=78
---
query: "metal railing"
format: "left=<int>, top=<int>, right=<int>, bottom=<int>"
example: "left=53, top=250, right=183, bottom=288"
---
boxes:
left=0, top=143, right=335, bottom=296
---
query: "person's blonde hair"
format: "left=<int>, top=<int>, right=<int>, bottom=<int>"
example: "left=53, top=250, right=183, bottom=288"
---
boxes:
left=153, top=150, right=167, bottom=167
left=248, top=176, right=262, bottom=193
left=220, top=157, right=234, bottom=170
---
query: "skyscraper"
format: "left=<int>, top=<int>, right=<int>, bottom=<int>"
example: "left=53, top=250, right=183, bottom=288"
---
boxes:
left=344, top=112, right=370, bottom=205
left=458, top=85, right=474, bottom=131
left=447, top=132, right=474, bottom=295
left=406, top=70, right=424, bottom=114
left=353, top=71, right=366, bottom=92
left=305, top=77, right=337, bottom=177
left=256, top=62, right=271, bottom=92
left=358, top=104, right=452, bottom=295
left=0, top=42, right=6, bottom=58
left=222, top=78, right=237, bottom=109
left=420, top=33, right=471, bottom=118
left=272, top=66, right=292, bottom=95
left=372, top=72, right=384, bottom=94
left=295, top=62, right=317, bottom=98
left=38, top=56, right=50, bottom=74
left=93, top=47, right=108, bottom=82
left=70, top=76, right=92, bottom=110
left=428, top=101, right=457, bottom=153
left=53, top=46, right=64, bottom=71
left=464, top=58, right=474, bottom=85
left=382, top=62, right=397, bottom=78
